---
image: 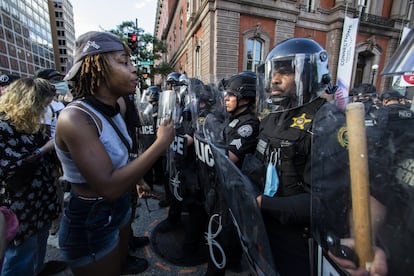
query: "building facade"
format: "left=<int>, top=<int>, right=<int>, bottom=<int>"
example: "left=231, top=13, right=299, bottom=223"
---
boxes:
left=154, top=0, right=413, bottom=92
left=49, top=0, right=75, bottom=74
left=0, top=0, right=74, bottom=77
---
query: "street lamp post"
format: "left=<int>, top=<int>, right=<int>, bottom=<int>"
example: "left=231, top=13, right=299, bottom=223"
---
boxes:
left=371, top=64, right=379, bottom=86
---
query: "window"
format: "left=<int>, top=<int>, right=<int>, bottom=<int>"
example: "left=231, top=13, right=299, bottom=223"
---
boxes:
left=186, top=0, right=191, bottom=21
left=195, top=45, right=201, bottom=78
left=242, top=25, right=269, bottom=71
left=306, top=0, right=316, bottom=12
left=246, top=38, right=262, bottom=71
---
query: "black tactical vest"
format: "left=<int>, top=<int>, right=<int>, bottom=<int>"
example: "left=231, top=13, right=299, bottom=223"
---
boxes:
left=256, top=98, right=325, bottom=196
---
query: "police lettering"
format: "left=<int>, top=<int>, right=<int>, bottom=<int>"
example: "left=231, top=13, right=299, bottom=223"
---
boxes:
left=140, top=125, right=154, bottom=134
left=398, top=110, right=413, bottom=119
left=170, top=135, right=185, bottom=155
left=194, top=137, right=214, bottom=167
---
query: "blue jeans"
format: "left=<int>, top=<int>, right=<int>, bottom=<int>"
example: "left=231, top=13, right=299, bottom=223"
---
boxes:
left=59, top=191, right=131, bottom=267
left=1, top=224, right=50, bottom=276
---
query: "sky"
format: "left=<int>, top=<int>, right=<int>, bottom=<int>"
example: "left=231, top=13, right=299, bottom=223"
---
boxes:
left=70, top=0, right=158, bottom=37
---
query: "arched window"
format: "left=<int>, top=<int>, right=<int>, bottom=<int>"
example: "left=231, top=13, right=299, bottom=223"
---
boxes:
left=243, top=24, right=270, bottom=71
left=246, top=38, right=263, bottom=71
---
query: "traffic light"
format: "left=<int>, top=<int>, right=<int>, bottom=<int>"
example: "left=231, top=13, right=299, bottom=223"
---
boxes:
left=127, top=33, right=138, bottom=54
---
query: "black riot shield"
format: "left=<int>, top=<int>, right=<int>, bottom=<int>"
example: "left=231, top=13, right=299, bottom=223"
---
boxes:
left=203, top=113, right=277, bottom=276
left=311, top=99, right=414, bottom=275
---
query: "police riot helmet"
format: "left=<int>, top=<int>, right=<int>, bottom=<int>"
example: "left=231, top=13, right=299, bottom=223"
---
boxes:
left=350, top=83, right=376, bottom=103
left=197, top=84, right=216, bottom=107
left=378, top=90, right=403, bottom=101
left=193, top=84, right=216, bottom=118
left=178, top=73, right=189, bottom=86
left=222, top=72, right=256, bottom=100
left=178, top=75, right=202, bottom=107
left=166, top=72, right=181, bottom=87
left=146, top=85, right=160, bottom=95
left=147, top=86, right=160, bottom=102
left=258, top=37, right=331, bottom=112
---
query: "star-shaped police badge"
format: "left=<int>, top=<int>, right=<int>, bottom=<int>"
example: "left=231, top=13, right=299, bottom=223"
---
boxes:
left=290, top=113, right=312, bottom=130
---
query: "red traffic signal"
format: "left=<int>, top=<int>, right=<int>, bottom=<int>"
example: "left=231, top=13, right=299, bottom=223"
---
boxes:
left=128, top=33, right=138, bottom=53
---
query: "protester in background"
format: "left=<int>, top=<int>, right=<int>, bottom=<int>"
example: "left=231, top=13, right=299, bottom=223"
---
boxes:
left=35, top=68, right=70, bottom=138
left=0, top=78, right=65, bottom=275
left=55, top=31, right=174, bottom=275
left=35, top=68, right=71, bottom=236
left=0, top=74, right=20, bottom=96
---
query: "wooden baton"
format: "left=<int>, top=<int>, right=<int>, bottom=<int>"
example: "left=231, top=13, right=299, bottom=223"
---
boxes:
left=345, top=102, right=374, bottom=270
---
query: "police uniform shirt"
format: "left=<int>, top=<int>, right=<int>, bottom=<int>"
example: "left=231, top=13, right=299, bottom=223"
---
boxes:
left=223, top=109, right=259, bottom=168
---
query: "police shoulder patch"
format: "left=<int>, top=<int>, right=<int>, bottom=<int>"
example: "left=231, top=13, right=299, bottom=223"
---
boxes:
left=337, top=126, right=348, bottom=148
left=237, top=124, right=253, bottom=137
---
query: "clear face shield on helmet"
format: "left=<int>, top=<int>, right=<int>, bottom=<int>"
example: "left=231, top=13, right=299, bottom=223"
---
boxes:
left=257, top=50, right=330, bottom=118
left=136, top=89, right=154, bottom=126
left=191, top=83, right=224, bottom=132
left=157, top=90, right=176, bottom=128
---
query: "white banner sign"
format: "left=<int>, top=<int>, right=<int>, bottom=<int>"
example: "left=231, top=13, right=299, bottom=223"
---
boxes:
left=335, top=16, right=359, bottom=109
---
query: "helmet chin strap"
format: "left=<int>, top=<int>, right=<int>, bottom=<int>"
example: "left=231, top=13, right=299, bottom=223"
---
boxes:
left=230, top=101, right=250, bottom=115
left=269, top=95, right=292, bottom=111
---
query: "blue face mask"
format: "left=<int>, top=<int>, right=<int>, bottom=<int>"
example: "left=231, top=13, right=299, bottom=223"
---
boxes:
left=52, top=81, right=70, bottom=95
left=264, top=150, right=279, bottom=197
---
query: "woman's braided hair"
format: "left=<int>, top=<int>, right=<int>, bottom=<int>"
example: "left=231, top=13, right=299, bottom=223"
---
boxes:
left=71, top=43, right=130, bottom=99
left=71, top=54, right=111, bottom=99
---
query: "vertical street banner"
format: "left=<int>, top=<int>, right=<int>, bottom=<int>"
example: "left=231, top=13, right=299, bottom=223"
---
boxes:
left=335, top=16, right=359, bottom=109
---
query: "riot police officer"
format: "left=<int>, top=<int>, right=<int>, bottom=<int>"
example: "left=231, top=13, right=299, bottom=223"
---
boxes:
left=204, top=73, right=260, bottom=276
left=152, top=80, right=210, bottom=266
left=158, top=78, right=205, bottom=233
left=140, top=86, right=165, bottom=191
left=166, top=72, right=181, bottom=91
left=252, top=38, right=332, bottom=276
left=368, top=90, right=414, bottom=275
left=222, top=72, right=260, bottom=168
left=349, top=83, right=379, bottom=126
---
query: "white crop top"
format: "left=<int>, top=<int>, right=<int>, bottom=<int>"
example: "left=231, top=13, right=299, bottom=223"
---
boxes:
left=54, top=101, right=132, bottom=183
